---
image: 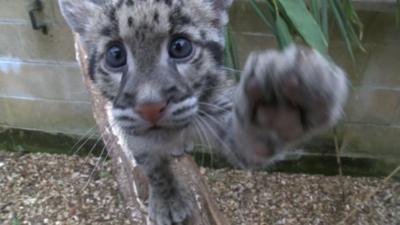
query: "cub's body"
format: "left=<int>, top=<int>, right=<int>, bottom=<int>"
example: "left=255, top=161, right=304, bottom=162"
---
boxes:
left=60, top=1, right=348, bottom=224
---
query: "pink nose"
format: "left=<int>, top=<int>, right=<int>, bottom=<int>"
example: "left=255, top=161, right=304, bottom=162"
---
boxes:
left=135, top=101, right=167, bottom=123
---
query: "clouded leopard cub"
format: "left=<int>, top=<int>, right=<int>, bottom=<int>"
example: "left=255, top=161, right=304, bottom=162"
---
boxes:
left=60, top=0, right=348, bottom=224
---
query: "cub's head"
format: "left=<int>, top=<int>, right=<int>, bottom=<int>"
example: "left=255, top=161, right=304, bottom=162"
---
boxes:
left=60, top=0, right=232, bottom=140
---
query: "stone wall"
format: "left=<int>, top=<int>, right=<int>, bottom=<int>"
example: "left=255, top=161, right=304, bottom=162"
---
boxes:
left=0, top=1, right=399, bottom=163
left=229, top=2, right=400, bottom=164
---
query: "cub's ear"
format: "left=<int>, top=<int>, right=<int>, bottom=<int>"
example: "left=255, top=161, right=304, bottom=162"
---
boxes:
left=212, top=0, right=233, bottom=11
left=58, top=0, right=102, bottom=34
left=210, top=0, right=233, bottom=26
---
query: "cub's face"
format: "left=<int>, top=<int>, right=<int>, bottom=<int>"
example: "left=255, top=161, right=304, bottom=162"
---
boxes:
left=60, top=0, right=232, bottom=140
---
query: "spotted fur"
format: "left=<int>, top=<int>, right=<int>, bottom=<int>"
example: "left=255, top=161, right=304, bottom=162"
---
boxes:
left=60, top=0, right=348, bottom=224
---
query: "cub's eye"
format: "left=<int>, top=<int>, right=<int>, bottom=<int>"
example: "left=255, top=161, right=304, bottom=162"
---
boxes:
left=105, top=43, right=127, bottom=68
left=168, top=37, right=193, bottom=59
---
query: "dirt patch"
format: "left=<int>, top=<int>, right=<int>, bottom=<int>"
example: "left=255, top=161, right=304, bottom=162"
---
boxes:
left=0, top=152, right=398, bottom=225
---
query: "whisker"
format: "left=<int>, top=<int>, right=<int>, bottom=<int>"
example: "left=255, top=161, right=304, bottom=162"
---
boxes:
left=193, top=117, right=217, bottom=167
left=220, top=66, right=242, bottom=73
left=195, top=117, right=215, bottom=151
left=69, top=126, right=98, bottom=154
left=95, top=148, right=110, bottom=178
left=81, top=144, right=107, bottom=191
left=82, top=136, right=104, bottom=162
left=73, top=131, right=99, bottom=155
left=198, top=110, right=227, bottom=131
left=198, top=82, right=235, bottom=92
left=80, top=119, right=120, bottom=159
left=196, top=114, right=234, bottom=161
left=198, top=89, right=235, bottom=103
left=193, top=118, right=214, bottom=152
left=191, top=118, right=205, bottom=146
left=198, top=102, right=232, bottom=113
left=198, top=110, right=237, bottom=168
left=191, top=119, right=208, bottom=166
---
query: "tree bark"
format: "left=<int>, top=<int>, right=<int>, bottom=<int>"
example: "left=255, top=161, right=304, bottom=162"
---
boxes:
left=74, top=34, right=231, bottom=225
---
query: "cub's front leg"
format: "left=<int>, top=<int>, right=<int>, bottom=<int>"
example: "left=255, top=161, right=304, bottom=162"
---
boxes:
left=231, top=45, right=348, bottom=167
left=134, top=153, right=192, bottom=225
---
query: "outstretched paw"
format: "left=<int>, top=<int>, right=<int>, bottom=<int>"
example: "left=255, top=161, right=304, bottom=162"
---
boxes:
left=235, top=45, right=348, bottom=163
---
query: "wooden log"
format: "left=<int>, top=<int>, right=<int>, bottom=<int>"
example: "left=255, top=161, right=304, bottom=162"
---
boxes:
left=74, top=34, right=231, bottom=225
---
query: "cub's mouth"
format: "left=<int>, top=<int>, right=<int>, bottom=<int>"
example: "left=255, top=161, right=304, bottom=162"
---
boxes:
left=148, top=125, right=162, bottom=131
left=119, top=119, right=191, bottom=138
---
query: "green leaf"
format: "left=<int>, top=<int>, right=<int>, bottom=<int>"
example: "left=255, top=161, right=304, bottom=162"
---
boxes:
left=99, top=170, right=110, bottom=178
left=277, top=0, right=328, bottom=56
left=259, top=0, right=276, bottom=29
left=250, top=0, right=275, bottom=32
left=397, top=0, right=400, bottom=27
left=12, top=216, right=21, bottom=225
left=331, top=0, right=355, bottom=62
left=310, top=0, right=321, bottom=25
left=224, top=25, right=240, bottom=80
left=321, top=0, right=329, bottom=41
left=15, top=145, right=25, bottom=152
left=343, top=0, right=364, bottom=42
left=260, top=0, right=275, bottom=15
left=275, top=15, right=293, bottom=49
left=347, top=20, right=365, bottom=52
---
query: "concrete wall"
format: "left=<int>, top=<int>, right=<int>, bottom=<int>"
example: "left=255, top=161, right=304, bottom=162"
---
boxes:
left=0, top=1, right=399, bottom=162
left=0, top=0, right=94, bottom=135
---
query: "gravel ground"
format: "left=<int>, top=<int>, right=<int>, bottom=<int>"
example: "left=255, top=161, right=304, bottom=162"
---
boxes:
left=0, top=152, right=398, bottom=225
